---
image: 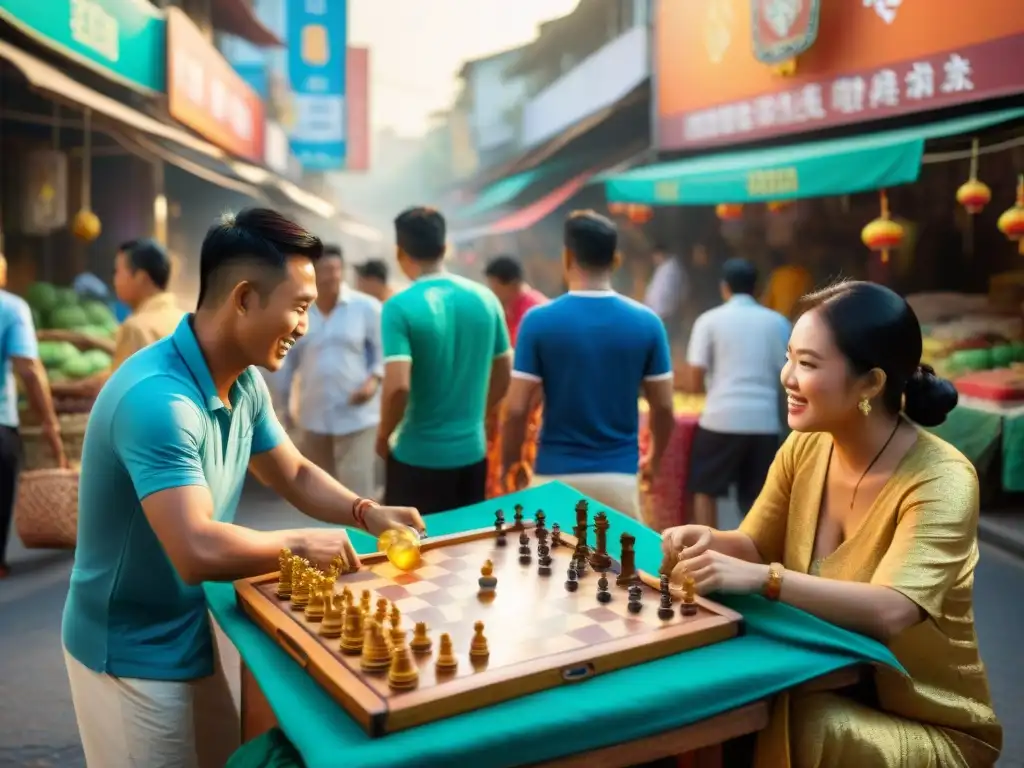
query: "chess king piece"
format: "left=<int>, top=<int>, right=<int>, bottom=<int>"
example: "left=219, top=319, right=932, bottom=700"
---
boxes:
left=518, top=530, right=532, bottom=565
left=495, top=509, right=507, bottom=547
left=537, top=526, right=552, bottom=577
left=359, top=620, right=391, bottom=672
left=469, top=621, right=489, bottom=660
left=616, top=532, right=638, bottom=587
left=341, top=607, right=366, bottom=655
left=410, top=621, right=432, bottom=653
left=388, top=632, right=419, bottom=690
left=564, top=564, right=579, bottom=592
left=681, top=575, right=699, bottom=617
left=596, top=573, right=612, bottom=603
left=319, top=594, right=344, bottom=638
left=658, top=574, right=675, bottom=621
left=627, top=582, right=643, bottom=614
left=276, top=549, right=293, bottom=599
left=550, top=522, right=562, bottom=548
left=589, top=512, right=612, bottom=571
left=435, top=633, right=458, bottom=672
left=513, top=504, right=525, bottom=529
left=478, top=560, right=498, bottom=595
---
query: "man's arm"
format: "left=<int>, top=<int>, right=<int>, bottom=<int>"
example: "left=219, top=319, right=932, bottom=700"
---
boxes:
left=6, top=303, right=64, bottom=462
left=681, top=315, right=710, bottom=394
left=503, top=312, right=542, bottom=477
left=377, top=302, right=411, bottom=451
left=487, top=293, right=513, bottom=412
left=642, top=318, right=676, bottom=474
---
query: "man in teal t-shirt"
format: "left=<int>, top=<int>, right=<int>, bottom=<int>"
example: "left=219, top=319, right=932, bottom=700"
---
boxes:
left=377, top=207, right=511, bottom=515
left=61, top=208, right=425, bottom=768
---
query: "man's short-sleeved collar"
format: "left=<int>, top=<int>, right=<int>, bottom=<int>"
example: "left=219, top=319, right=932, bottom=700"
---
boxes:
left=726, top=294, right=757, bottom=307
left=170, top=315, right=225, bottom=412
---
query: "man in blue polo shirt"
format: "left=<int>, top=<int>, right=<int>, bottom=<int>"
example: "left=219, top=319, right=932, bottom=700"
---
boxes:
left=61, top=209, right=425, bottom=768
left=502, top=211, right=676, bottom=520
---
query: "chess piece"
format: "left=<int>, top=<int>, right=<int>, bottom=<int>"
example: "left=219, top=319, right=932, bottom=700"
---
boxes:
left=495, top=510, right=507, bottom=547
left=319, top=594, right=344, bottom=637
left=551, top=523, right=562, bottom=549
left=435, top=633, right=458, bottom=672
left=388, top=632, right=419, bottom=690
left=572, top=542, right=588, bottom=577
left=340, top=607, right=366, bottom=654
left=518, top=530, right=532, bottom=565
left=537, top=526, right=552, bottom=577
left=359, top=590, right=372, bottom=617
left=681, top=575, right=699, bottom=617
left=627, top=582, right=643, bottom=614
left=596, top=573, right=612, bottom=603
left=410, top=621, right=432, bottom=653
left=589, top=512, right=612, bottom=571
left=304, top=576, right=326, bottom=621
left=513, top=504, right=524, bottom=529
left=478, top=560, right=498, bottom=595
left=469, top=621, right=489, bottom=659
left=340, top=586, right=353, bottom=608
left=575, top=499, right=589, bottom=529
left=276, top=549, right=293, bottom=599
left=616, top=532, right=638, bottom=587
left=534, top=510, right=546, bottom=539
left=389, top=608, right=403, bottom=648
left=290, top=567, right=311, bottom=610
left=658, top=574, right=675, bottom=620
left=359, top=620, right=391, bottom=672
left=564, top=564, right=579, bottom=592
left=374, top=598, right=389, bottom=625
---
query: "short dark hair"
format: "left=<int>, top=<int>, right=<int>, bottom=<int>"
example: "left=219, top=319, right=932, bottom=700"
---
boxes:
left=323, top=244, right=343, bottom=261
left=123, top=238, right=172, bottom=291
left=564, top=210, right=617, bottom=271
left=355, top=258, right=388, bottom=282
left=721, top=258, right=758, bottom=295
left=394, top=207, right=446, bottom=262
left=799, top=280, right=958, bottom=427
left=197, top=208, right=323, bottom=308
left=483, top=255, right=523, bottom=285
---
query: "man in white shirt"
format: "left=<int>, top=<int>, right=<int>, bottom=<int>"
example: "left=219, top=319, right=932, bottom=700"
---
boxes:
left=643, top=243, right=688, bottom=326
left=682, top=258, right=790, bottom=527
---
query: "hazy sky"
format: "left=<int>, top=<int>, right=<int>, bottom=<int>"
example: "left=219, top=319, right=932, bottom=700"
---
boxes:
left=348, top=0, right=579, bottom=137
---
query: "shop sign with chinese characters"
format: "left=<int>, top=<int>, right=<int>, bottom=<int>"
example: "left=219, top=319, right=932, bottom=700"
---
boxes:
left=166, top=7, right=264, bottom=162
left=668, top=34, right=1024, bottom=149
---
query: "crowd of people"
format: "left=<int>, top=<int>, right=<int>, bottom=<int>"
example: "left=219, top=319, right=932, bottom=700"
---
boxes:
left=0, top=203, right=1005, bottom=766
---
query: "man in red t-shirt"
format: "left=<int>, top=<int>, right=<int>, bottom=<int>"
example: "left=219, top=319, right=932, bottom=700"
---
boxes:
left=483, top=255, right=547, bottom=496
left=484, top=255, right=547, bottom=345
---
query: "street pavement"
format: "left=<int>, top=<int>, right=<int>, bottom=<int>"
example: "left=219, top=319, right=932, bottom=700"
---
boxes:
left=1, top=482, right=1022, bottom=767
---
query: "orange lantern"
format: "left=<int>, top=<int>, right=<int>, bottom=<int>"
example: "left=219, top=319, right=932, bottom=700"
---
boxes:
left=608, top=201, right=628, bottom=216
left=956, top=139, right=991, bottom=214
left=997, top=174, right=1024, bottom=255
left=625, top=204, right=653, bottom=224
left=716, top=203, right=743, bottom=221
left=766, top=200, right=792, bottom=214
left=861, top=189, right=904, bottom=263
left=72, top=209, right=101, bottom=242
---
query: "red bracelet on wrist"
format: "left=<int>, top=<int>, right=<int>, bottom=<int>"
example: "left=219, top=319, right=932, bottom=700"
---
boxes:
left=352, top=497, right=378, bottom=530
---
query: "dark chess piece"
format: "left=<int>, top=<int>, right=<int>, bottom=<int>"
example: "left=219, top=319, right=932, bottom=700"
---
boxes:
left=513, top=504, right=524, bottom=529
left=657, top=574, right=674, bottom=620
left=627, top=582, right=643, bottom=614
left=564, top=565, right=579, bottom=592
left=616, top=532, right=638, bottom=587
left=518, top=530, right=531, bottom=564
left=590, top=512, right=612, bottom=571
left=537, top=526, right=552, bottom=576
left=596, top=573, right=611, bottom=603
left=495, top=510, right=507, bottom=547
left=551, top=523, right=562, bottom=548
left=572, top=546, right=587, bottom=578
left=535, top=509, right=546, bottom=535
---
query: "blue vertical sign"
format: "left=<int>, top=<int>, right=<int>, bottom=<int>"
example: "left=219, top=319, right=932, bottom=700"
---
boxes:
left=286, top=0, right=347, bottom=170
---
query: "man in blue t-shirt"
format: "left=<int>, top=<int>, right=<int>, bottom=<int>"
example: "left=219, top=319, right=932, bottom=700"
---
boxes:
left=502, top=211, right=676, bottom=520
left=61, top=209, right=425, bottom=768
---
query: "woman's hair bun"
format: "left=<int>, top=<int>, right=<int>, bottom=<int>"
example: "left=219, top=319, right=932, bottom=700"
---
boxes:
left=903, top=364, right=958, bottom=427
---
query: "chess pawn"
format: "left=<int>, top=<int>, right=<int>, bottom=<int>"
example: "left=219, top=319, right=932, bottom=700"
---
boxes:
left=410, top=621, right=432, bottom=653
left=340, top=607, right=366, bottom=654
left=359, top=590, right=372, bottom=617
left=658, top=574, right=675, bottom=621
left=319, top=594, right=344, bottom=638
left=513, top=504, right=524, bottom=528
left=596, top=573, right=612, bottom=603
left=495, top=510, right=507, bottom=547
left=550, top=523, right=562, bottom=549
left=518, top=531, right=531, bottom=564
left=534, top=510, right=546, bottom=536
left=478, top=561, right=498, bottom=594
left=469, top=621, right=489, bottom=660
left=435, top=632, right=458, bottom=673
left=374, top=598, right=389, bottom=625
left=276, top=549, right=293, bottom=599
left=627, top=582, right=643, bottom=614
left=564, top=565, right=579, bottom=592
left=387, top=633, right=419, bottom=690
left=359, top=620, right=392, bottom=672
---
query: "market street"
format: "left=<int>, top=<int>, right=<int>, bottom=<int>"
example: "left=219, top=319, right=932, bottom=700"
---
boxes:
left=0, top=483, right=1022, bottom=768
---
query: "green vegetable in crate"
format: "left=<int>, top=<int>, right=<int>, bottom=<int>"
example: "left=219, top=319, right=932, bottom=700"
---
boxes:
left=82, top=299, right=116, bottom=327
left=60, top=350, right=94, bottom=380
left=991, top=345, right=1016, bottom=368
left=81, top=348, right=113, bottom=373
left=25, top=282, right=59, bottom=314
left=37, top=340, right=78, bottom=368
left=48, top=304, right=90, bottom=330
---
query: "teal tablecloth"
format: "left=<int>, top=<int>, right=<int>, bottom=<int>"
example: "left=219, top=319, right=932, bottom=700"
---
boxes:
left=209, top=482, right=903, bottom=768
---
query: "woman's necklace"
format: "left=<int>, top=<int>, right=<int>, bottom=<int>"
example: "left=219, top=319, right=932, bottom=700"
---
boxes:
left=845, top=418, right=902, bottom=509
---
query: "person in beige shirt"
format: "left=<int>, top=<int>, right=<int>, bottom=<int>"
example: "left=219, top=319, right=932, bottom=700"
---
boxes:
left=111, top=239, right=184, bottom=369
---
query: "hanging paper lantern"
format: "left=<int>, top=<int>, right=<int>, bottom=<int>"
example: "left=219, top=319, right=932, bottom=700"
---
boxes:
left=71, top=209, right=101, bottom=242
left=766, top=200, right=792, bottom=214
left=956, top=139, right=991, bottom=215
left=625, top=204, right=653, bottom=224
left=608, top=201, right=628, bottom=216
left=861, top=189, right=904, bottom=263
left=997, top=175, right=1024, bottom=255
left=716, top=203, right=743, bottom=221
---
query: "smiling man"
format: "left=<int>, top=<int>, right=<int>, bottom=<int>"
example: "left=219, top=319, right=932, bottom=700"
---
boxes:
left=61, top=209, right=425, bottom=768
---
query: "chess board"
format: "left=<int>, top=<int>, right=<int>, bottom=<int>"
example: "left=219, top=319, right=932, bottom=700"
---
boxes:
left=235, top=522, right=743, bottom=737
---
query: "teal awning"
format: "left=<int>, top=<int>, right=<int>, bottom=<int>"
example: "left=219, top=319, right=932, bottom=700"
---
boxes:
left=603, top=107, right=1024, bottom=206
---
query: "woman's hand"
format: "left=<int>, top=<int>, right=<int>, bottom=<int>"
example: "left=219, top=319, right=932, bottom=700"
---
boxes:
left=660, top=524, right=713, bottom=574
left=674, top=548, right=769, bottom=596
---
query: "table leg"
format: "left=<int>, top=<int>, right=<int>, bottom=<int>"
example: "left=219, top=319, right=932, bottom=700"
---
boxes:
left=240, top=660, right=279, bottom=743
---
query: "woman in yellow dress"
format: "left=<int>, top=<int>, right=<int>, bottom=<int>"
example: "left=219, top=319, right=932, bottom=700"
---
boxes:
left=662, top=280, right=1002, bottom=767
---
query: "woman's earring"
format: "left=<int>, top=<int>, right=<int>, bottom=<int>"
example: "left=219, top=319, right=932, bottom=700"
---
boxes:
left=858, top=398, right=872, bottom=416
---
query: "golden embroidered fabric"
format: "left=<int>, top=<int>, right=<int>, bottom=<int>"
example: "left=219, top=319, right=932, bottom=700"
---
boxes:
left=740, top=429, right=1002, bottom=768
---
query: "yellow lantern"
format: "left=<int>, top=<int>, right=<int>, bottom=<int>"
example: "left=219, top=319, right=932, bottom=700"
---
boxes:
left=766, top=200, right=792, bottom=214
left=715, top=203, right=744, bottom=221
left=956, top=139, right=991, bottom=214
left=71, top=209, right=101, bottom=242
left=861, top=190, right=904, bottom=263
left=997, top=175, right=1024, bottom=255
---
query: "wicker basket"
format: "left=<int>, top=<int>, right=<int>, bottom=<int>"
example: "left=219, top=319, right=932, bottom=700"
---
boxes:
left=14, top=467, right=79, bottom=549
left=21, top=412, right=90, bottom=470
